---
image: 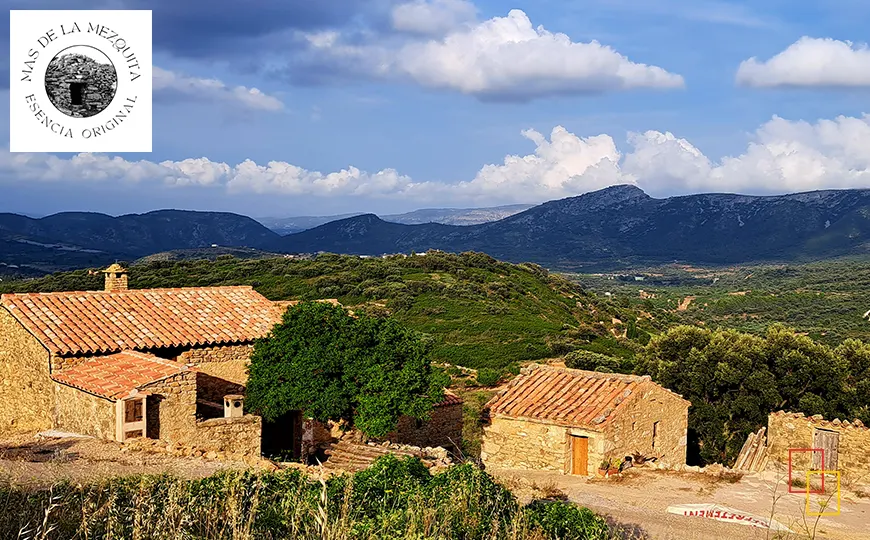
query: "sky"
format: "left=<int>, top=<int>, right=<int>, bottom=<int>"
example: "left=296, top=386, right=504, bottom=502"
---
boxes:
left=1, top=0, right=870, bottom=218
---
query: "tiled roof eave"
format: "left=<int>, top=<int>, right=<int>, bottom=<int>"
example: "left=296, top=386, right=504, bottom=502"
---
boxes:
left=50, top=376, right=117, bottom=402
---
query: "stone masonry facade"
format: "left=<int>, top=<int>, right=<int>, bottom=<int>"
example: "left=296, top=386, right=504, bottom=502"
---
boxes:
left=767, top=411, right=870, bottom=486
left=52, top=382, right=115, bottom=439
left=178, top=344, right=252, bottom=410
left=0, top=308, right=53, bottom=432
left=482, top=416, right=572, bottom=471
left=190, top=415, right=262, bottom=457
left=140, top=371, right=198, bottom=442
left=602, top=384, right=688, bottom=468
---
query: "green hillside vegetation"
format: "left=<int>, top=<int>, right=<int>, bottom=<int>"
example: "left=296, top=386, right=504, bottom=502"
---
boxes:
left=0, top=251, right=657, bottom=369
left=570, top=258, right=870, bottom=346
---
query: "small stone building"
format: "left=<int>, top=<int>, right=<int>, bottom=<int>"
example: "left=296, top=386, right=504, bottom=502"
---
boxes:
left=481, top=365, right=689, bottom=475
left=766, top=411, right=870, bottom=485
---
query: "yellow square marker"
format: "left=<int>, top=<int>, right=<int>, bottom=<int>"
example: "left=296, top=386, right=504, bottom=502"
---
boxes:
left=805, top=470, right=840, bottom=517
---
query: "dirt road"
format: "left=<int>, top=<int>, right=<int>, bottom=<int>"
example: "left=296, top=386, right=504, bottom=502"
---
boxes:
left=492, top=467, right=870, bottom=540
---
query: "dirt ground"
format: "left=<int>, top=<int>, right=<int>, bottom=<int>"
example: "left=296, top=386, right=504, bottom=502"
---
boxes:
left=492, top=466, right=870, bottom=540
left=0, top=432, right=255, bottom=487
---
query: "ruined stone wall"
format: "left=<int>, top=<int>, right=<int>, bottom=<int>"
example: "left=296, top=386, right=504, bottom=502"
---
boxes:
left=604, top=385, right=689, bottom=467
left=482, top=416, right=587, bottom=472
left=190, top=415, right=262, bottom=457
left=767, top=411, right=870, bottom=485
left=140, top=372, right=197, bottom=443
left=52, top=382, right=115, bottom=439
left=387, top=403, right=463, bottom=450
left=0, top=308, right=53, bottom=432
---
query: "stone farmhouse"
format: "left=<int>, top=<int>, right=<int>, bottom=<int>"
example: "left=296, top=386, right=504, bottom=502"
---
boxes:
left=480, top=364, right=689, bottom=475
left=0, top=265, right=462, bottom=460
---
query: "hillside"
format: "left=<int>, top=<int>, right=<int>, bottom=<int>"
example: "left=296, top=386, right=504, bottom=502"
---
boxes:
left=571, top=257, right=870, bottom=346
left=279, top=185, right=870, bottom=267
left=0, top=251, right=655, bottom=368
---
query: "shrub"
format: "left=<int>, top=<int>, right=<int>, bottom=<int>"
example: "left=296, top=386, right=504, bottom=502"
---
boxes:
left=476, top=368, right=502, bottom=386
left=524, top=500, right=611, bottom=540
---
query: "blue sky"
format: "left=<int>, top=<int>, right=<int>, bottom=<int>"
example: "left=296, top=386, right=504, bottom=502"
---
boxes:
left=2, top=0, right=870, bottom=218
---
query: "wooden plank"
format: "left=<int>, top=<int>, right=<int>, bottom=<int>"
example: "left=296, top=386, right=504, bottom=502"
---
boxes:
left=734, top=432, right=754, bottom=469
left=735, top=430, right=758, bottom=470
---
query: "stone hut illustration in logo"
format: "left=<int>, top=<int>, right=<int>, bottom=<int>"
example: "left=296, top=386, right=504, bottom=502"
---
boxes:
left=44, top=45, right=117, bottom=118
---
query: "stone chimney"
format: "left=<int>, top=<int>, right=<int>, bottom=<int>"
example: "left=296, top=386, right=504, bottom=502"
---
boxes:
left=224, top=395, right=244, bottom=418
left=102, top=263, right=128, bottom=292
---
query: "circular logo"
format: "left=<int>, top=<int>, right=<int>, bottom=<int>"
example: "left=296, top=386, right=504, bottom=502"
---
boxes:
left=44, top=45, right=118, bottom=118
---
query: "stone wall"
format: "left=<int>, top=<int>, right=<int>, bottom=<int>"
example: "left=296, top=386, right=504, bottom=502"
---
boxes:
left=140, top=372, right=197, bottom=442
left=0, top=308, right=53, bottom=432
left=190, top=415, right=262, bottom=457
left=481, top=416, right=579, bottom=472
left=177, top=344, right=253, bottom=368
left=387, top=403, right=463, bottom=450
left=178, top=344, right=251, bottom=406
left=603, top=385, right=689, bottom=467
left=767, top=411, right=870, bottom=485
left=52, top=382, right=115, bottom=439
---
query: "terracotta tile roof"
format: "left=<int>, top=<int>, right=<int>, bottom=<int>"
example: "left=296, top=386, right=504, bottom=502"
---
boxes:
left=51, top=350, right=190, bottom=400
left=436, top=390, right=463, bottom=407
left=1, top=286, right=285, bottom=356
left=485, top=364, right=683, bottom=428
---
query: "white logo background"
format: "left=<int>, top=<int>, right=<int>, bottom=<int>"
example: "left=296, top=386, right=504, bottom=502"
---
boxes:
left=9, top=10, right=152, bottom=153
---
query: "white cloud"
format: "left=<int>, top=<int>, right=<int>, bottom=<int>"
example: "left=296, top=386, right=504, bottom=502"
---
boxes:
left=391, top=0, right=477, bottom=36
left=153, top=67, right=285, bottom=111
left=4, top=114, right=870, bottom=204
left=299, top=9, right=684, bottom=100
left=737, top=37, right=870, bottom=88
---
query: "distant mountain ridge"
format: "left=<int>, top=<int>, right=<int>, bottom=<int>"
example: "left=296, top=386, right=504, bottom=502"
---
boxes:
left=6, top=186, right=870, bottom=274
left=278, top=185, right=870, bottom=266
left=257, top=204, right=534, bottom=234
left=0, top=210, right=282, bottom=273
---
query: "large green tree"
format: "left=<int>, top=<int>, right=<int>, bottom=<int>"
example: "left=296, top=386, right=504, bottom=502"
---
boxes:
left=245, top=301, right=449, bottom=438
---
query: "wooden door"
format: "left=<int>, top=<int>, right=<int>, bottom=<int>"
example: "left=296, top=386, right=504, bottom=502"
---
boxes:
left=571, top=436, right=588, bottom=475
left=812, top=429, right=839, bottom=471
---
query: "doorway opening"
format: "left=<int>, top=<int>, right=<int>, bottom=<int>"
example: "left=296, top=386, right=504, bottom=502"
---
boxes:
left=260, top=410, right=303, bottom=461
left=69, top=82, right=85, bottom=106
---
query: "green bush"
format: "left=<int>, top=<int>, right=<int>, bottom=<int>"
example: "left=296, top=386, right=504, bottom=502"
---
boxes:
left=564, top=350, right=634, bottom=374
left=476, top=368, right=502, bottom=386
left=525, top=500, right=611, bottom=540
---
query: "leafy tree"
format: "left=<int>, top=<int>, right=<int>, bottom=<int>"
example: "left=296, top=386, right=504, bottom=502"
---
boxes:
left=245, top=301, right=449, bottom=438
left=636, top=324, right=857, bottom=465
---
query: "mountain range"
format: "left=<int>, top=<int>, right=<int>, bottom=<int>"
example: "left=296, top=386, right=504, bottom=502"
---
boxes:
left=257, top=204, right=534, bottom=234
left=5, top=185, right=870, bottom=274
